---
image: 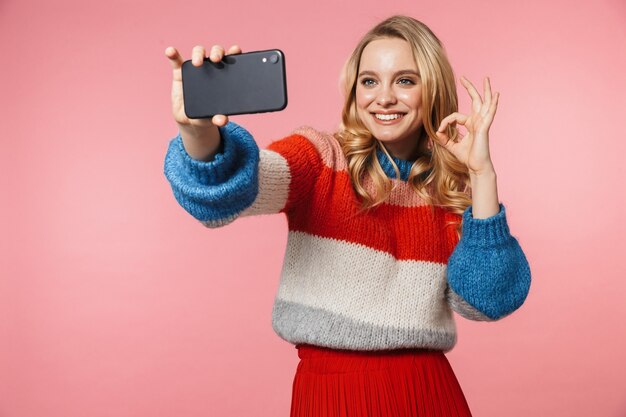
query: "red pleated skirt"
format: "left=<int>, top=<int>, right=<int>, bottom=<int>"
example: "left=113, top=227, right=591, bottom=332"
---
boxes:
left=291, top=344, right=472, bottom=417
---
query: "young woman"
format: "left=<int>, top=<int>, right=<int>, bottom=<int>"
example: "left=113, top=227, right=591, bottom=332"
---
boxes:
left=164, top=15, right=531, bottom=417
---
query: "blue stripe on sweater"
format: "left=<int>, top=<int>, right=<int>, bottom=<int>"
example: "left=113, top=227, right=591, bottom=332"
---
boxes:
left=163, top=122, right=259, bottom=222
left=446, top=204, right=531, bottom=320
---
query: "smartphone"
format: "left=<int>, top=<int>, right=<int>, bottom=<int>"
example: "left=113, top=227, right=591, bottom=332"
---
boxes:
left=181, top=49, right=287, bottom=119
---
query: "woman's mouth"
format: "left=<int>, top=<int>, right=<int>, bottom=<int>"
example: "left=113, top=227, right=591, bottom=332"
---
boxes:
left=372, top=113, right=405, bottom=124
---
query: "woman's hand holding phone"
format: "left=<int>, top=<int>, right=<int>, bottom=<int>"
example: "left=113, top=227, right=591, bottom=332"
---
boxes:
left=165, top=44, right=242, bottom=161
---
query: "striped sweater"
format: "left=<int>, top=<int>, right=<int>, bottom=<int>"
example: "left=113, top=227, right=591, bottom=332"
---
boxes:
left=164, top=121, right=531, bottom=352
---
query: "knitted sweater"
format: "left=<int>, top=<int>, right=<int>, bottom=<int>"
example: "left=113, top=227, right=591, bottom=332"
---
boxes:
left=164, top=121, right=531, bottom=352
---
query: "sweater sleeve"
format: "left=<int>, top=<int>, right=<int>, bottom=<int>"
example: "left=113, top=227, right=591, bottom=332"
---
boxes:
left=445, top=203, right=531, bottom=321
left=163, top=121, right=324, bottom=228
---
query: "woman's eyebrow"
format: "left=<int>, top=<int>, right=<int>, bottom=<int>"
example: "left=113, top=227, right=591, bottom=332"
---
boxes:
left=358, top=70, right=420, bottom=77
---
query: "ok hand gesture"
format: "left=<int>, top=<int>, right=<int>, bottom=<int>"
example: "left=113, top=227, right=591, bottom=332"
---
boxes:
left=435, top=77, right=499, bottom=176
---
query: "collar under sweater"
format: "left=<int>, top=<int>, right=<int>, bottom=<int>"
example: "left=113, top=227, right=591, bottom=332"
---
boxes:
left=375, top=146, right=431, bottom=182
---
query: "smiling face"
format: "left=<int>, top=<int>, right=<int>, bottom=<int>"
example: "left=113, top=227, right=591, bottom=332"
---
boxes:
left=355, top=37, right=424, bottom=160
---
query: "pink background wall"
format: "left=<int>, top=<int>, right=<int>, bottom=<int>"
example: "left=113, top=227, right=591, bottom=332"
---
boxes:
left=2, top=0, right=625, bottom=416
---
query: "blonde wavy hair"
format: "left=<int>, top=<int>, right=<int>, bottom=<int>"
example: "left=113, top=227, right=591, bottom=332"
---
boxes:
left=333, top=15, right=471, bottom=234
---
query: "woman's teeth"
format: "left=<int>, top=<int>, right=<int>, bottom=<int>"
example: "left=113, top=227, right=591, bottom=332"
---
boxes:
left=375, top=113, right=403, bottom=120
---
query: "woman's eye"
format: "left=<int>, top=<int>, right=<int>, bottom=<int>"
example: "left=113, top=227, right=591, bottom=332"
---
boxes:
left=360, top=78, right=416, bottom=86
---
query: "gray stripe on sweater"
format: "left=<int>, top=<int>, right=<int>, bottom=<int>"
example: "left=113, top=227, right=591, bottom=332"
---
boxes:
left=271, top=299, right=457, bottom=352
left=445, top=286, right=494, bottom=321
left=200, top=213, right=238, bottom=228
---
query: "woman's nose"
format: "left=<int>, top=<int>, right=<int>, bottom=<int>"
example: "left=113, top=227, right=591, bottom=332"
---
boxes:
left=376, top=86, right=397, bottom=106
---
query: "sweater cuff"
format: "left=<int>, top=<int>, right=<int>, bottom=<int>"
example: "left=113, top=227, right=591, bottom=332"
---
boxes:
left=460, top=203, right=512, bottom=247
left=164, top=121, right=260, bottom=223
left=174, top=121, right=257, bottom=185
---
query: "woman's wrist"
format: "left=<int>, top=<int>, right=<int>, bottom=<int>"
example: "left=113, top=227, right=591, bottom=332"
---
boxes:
left=469, top=169, right=500, bottom=219
left=179, top=123, right=222, bottom=162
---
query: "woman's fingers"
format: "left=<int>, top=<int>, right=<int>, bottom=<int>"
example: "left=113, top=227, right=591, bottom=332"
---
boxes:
left=189, top=44, right=240, bottom=67
left=211, top=114, right=229, bottom=127
left=460, top=76, right=483, bottom=114
left=492, top=92, right=500, bottom=114
left=437, top=112, right=469, bottom=132
left=209, top=45, right=226, bottom=62
left=165, top=46, right=184, bottom=69
left=461, top=76, right=499, bottom=124
left=435, top=112, right=469, bottom=146
left=226, top=44, right=242, bottom=55
left=483, top=77, right=492, bottom=114
left=484, top=92, right=500, bottom=125
left=191, top=45, right=207, bottom=66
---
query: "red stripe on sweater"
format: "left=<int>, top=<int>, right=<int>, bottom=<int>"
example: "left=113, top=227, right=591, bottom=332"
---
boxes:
left=268, top=133, right=461, bottom=263
left=288, top=165, right=461, bottom=263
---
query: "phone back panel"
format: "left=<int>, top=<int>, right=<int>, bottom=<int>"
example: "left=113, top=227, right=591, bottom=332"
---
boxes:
left=181, top=49, right=287, bottom=119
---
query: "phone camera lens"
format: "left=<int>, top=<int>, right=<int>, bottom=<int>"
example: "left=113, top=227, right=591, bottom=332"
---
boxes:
left=269, top=54, right=278, bottom=64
